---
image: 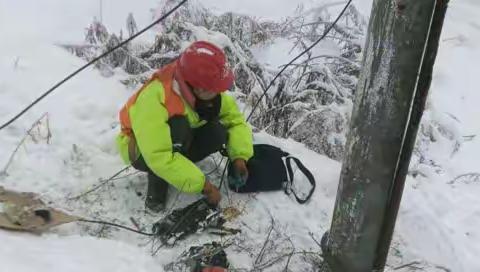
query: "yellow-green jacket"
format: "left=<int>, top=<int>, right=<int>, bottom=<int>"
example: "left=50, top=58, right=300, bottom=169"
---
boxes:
left=116, top=63, right=253, bottom=194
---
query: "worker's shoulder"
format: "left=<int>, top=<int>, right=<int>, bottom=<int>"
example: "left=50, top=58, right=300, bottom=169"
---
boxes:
left=144, top=78, right=166, bottom=92
left=137, top=79, right=166, bottom=102
left=220, top=91, right=239, bottom=105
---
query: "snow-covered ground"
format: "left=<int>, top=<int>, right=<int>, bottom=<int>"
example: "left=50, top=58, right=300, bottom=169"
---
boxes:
left=1, top=0, right=479, bottom=271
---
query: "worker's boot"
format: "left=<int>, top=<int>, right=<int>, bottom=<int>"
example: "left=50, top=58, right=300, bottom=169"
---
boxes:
left=145, top=173, right=169, bottom=213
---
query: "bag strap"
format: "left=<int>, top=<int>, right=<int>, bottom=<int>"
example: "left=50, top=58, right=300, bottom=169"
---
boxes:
left=284, top=156, right=316, bottom=204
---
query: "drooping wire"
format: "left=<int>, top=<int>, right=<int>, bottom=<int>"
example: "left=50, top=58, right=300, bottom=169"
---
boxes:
left=0, top=0, right=189, bottom=131
left=245, top=0, right=353, bottom=122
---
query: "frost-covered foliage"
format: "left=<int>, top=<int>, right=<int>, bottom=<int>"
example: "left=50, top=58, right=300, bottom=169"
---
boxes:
left=61, top=0, right=460, bottom=164
left=251, top=4, right=367, bottom=160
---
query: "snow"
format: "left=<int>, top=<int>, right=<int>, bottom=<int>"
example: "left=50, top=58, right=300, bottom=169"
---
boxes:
left=1, top=0, right=480, bottom=271
left=251, top=38, right=300, bottom=69
left=391, top=1, right=480, bottom=270
left=0, top=231, right=161, bottom=272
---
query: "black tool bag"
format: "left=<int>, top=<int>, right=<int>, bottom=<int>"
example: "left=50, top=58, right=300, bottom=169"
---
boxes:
left=227, top=144, right=316, bottom=204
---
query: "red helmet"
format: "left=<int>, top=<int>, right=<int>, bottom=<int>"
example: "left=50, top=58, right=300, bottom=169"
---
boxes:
left=176, top=41, right=234, bottom=93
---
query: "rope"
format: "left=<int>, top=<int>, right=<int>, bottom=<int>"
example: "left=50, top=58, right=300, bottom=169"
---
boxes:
left=0, top=0, right=189, bottom=131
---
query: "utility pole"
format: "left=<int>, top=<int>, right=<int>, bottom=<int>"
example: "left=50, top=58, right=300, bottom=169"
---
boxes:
left=320, top=0, right=449, bottom=271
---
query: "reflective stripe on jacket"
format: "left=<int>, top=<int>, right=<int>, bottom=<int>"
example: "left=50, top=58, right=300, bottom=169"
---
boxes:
left=116, top=62, right=253, bottom=194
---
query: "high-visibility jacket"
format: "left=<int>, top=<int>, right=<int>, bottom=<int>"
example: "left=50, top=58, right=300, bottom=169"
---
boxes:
left=116, top=62, right=253, bottom=194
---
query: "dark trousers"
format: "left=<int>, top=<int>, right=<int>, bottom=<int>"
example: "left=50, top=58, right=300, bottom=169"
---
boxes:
left=132, top=116, right=227, bottom=205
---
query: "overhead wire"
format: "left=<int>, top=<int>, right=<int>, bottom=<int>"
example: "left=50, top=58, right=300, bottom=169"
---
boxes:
left=221, top=0, right=354, bottom=189
left=245, top=0, right=353, bottom=122
left=0, top=0, right=189, bottom=131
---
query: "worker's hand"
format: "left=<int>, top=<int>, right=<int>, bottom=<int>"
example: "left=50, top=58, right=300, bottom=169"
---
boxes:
left=233, top=159, right=249, bottom=182
left=202, top=180, right=221, bottom=206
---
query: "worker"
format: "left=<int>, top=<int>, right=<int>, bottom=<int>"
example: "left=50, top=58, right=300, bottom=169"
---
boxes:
left=116, top=41, right=253, bottom=212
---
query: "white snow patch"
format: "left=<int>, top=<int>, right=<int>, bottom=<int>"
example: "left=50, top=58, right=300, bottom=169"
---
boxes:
left=251, top=38, right=301, bottom=69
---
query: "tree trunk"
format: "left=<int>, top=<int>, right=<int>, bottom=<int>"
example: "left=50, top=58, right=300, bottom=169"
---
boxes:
left=320, top=0, right=449, bottom=271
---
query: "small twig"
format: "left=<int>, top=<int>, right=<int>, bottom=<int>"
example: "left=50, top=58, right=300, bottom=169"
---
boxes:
left=205, top=155, right=220, bottom=176
left=67, top=166, right=131, bottom=200
left=394, top=261, right=423, bottom=270
left=279, top=54, right=360, bottom=69
left=45, top=113, right=52, bottom=144
left=448, top=172, right=480, bottom=185
left=129, top=217, right=141, bottom=231
left=255, top=251, right=320, bottom=271
left=164, top=182, right=188, bottom=216
left=283, top=236, right=296, bottom=272
left=254, top=217, right=275, bottom=265
left=309, top=232, right=322, bottom=249
left=1, top=112, right=49, bottom=175
left=283, top=252, right=294, bottom=272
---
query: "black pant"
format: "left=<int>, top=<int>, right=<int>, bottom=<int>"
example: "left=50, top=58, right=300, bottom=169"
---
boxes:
left=132, top=116, right=227, bottom=203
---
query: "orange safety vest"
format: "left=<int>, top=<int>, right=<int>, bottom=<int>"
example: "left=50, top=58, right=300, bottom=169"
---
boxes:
left=119, top=62, right=185, bottom=161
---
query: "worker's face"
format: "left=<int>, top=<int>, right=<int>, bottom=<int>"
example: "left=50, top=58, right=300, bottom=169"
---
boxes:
left=191, top=87, right=217, bottom=101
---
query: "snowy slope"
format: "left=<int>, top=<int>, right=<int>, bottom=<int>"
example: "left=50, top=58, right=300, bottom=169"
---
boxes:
left=1, top=0, right=479, bottom=271
left=391, top=1, right=480, bottom=271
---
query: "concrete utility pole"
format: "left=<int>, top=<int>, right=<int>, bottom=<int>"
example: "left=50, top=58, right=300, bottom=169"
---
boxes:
left=320, top=0, right=449, bottom=271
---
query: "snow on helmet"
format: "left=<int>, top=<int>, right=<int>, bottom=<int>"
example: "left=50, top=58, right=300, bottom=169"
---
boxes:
left=176, top=41, right=234, bottom=93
